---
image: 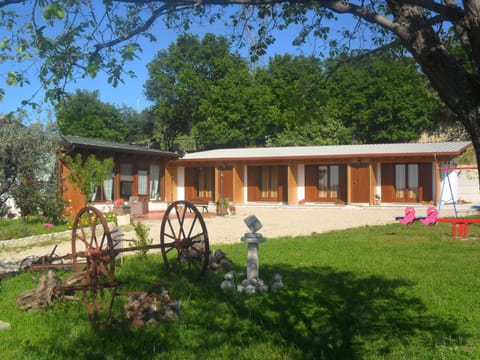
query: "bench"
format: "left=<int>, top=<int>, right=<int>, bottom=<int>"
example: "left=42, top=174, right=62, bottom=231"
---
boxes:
left=110, top=226, right=135, bottom=263
left=193, top=202, right=209, bottom=213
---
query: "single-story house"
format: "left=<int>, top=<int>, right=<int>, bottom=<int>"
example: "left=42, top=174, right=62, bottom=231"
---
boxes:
left=59, top=136, right=472, bottom=214
left=58, top=135, right=181, bottom=214
left=174, top=142, right=472, bottom=206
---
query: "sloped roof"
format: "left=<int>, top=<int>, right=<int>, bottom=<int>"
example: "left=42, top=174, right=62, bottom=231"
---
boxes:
left=182, top=142, right=472, bottom=161
left=60, top=135, right=181, bottom=158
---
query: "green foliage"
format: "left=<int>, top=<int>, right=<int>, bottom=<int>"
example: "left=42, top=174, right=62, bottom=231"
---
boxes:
left=133, top=221, right=153, bottom=259
left=145, top=39, right=443, bottom=149
left=40, top=192, right=68, bottom=225
left=56, top=89, right=149, bottom=142
left=457, top=146, right=477, bottom=165
left=103, top=211, right=118, bottom=224
left=2, top=222, right=480, bottom=358
left=9, top=178, right=39, bottom=221
left=0, top=118, right=60, bottom=220
left=1, top=1, right=477, bottom=172
left=324, top=53, right=439, bottom=143
left=145, top=33, right=249, bottom=149
left=215, top=198, right=230, bottom=207
left=0, top=217, right=69, bottom=240
left=64, top=154, right=114, bottom=204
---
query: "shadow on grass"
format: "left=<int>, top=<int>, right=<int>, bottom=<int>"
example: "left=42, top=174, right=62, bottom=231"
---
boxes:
left=22, top=258, right=467, bottom=359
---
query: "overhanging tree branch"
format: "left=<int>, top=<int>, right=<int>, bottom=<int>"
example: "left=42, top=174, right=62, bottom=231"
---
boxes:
left=90, top=3, right=172, bottom=59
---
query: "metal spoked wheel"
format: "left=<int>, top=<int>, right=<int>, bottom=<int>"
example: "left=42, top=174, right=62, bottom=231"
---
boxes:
left=71, top=206, right=117, bottom=327
left=160, top=201, right=210, bottom=279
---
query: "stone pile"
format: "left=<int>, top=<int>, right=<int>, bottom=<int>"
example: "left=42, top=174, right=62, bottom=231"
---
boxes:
left=208, top=249, right=233, bottom=273
left=220, top=272, right=284, bottom=295
left=124, top=285, right=181, bottom=328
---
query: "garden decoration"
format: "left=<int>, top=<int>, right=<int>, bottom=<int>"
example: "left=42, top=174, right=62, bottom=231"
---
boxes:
left=237, top=215, right=268, bottom=294
left=22, top=200, right=210, bottom=327
left=221, top=215, right=283, bottom=294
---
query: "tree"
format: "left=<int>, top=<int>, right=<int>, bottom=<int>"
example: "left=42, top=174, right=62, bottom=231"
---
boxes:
left=56, top=89, right=146, bottom=142
left=64, top=154, right=114, bottom=204
left=257, top=54, right=351, bottom=146
left=0, top=116, right=60, bottom=220
left=194, top=63, right=281, bottom=147
left=324, top=52, right=440, bottom=143
left=1, top=1, right=480, bottom=182
left=144, top=33, right=252, bottom=149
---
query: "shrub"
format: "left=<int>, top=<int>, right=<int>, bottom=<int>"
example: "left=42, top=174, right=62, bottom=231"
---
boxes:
left=41, top=193, right=68, bottom=225
left=133, top=221, right=153, bottom=260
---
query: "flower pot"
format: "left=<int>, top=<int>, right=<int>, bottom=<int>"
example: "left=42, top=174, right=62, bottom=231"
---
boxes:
left=216, top=205, right=228, bottom=216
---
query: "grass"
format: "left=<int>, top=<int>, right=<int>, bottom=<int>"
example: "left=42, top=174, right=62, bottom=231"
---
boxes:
left=1, top=221, right=480, bottom=359
left=0, top=218, right=69, bottom=241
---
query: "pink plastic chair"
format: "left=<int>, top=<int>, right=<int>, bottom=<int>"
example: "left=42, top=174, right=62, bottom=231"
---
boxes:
left=420, top=206, right=438, bottom=226
left=398, top=206, right=416, bottom=225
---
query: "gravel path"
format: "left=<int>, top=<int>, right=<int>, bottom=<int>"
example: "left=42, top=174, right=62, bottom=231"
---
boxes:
left=0, top=204, right=467, bottom=274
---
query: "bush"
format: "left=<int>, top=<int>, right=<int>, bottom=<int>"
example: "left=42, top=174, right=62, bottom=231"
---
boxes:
left=41, top=193, right=68, bottom=225
left=133, top=221, right=152, bottom=260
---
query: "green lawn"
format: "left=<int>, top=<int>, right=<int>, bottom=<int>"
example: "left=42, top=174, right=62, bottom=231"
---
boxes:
left=1, top=221, right=480, bottom=359
left=0, top=218, right=69, bottom=241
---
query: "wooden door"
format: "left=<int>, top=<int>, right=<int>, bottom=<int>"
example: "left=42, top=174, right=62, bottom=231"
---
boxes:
left=350, top=163, right=370, bottom=203
left=218, top=167, right=233, bottom=201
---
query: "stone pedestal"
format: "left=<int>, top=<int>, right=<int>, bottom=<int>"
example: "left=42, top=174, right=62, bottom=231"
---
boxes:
left=241, top=233, right=266, bottom=280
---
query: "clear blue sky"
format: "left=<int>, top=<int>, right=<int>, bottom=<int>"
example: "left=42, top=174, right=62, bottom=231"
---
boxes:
left=0, top=15, right=357, bottom=122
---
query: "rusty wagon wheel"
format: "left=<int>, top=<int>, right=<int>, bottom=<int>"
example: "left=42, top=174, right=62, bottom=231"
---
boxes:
left=160, top=200, right=210, bottom=279
left=71, top=206, right=117, bottom=327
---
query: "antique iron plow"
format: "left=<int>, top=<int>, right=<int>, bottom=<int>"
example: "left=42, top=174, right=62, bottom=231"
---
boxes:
left=31, top=200, right=210, bottom=326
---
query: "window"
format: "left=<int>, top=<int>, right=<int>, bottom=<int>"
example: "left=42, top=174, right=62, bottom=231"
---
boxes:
left=260, top=167, right=278, bottom=200
left=138, top=169, right=148, bottom=195
left=395, top=164, right=418, bottom=201
left=93, top=167, right=114, bottom=202
left=317, top=165, right=339, bottom=200
left=120, top=163, right=133, bottom=199
left=195, top=168, right=213, bottom=199
left=149, top=164, right=160, bottom=200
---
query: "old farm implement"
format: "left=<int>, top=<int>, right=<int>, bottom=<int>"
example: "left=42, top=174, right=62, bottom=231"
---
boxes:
left=26, top=200, right=210, bottom=326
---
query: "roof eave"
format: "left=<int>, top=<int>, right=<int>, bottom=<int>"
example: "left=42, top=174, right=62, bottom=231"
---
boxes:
left=177, top=148, right=471, bottom=163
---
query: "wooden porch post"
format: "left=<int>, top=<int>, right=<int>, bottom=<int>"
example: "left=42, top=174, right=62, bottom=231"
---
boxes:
left=287, top=163, right=298, bottom=205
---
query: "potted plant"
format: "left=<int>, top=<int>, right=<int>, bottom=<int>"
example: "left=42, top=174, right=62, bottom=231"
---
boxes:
left=335, top=198, right=346, bottom=206
left=216, top=199, right=229, bottom=216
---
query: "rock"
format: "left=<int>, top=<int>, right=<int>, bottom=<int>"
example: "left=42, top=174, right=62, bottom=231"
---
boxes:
left=271, top=273, right=284, bottom=290
left=224, top=272, right=234, bottom=281
left=220, top=258, right=233, bottom=270
left=213, top=249, right=227, bottom=261
left=258, top=284, right=269, bottom=292
left=272, top=273, right=282, bottom=282
left=0, top=320, right=11, bottom=331
left=220, top=272, right=235, bottom=290
left=271, top=282, right=283, bottom=290
left=244, top=284, right=256, bottom=295
left=209, top=249, right=234, bottom=272
left=220, top=280, right=235, bottom=291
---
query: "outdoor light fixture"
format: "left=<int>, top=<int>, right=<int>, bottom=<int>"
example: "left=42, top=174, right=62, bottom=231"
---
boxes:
left=244, top=215, right=263, bottom=233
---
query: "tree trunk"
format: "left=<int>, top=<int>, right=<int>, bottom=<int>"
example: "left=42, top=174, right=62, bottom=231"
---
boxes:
left=387, top=0, right=480, bottom=187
